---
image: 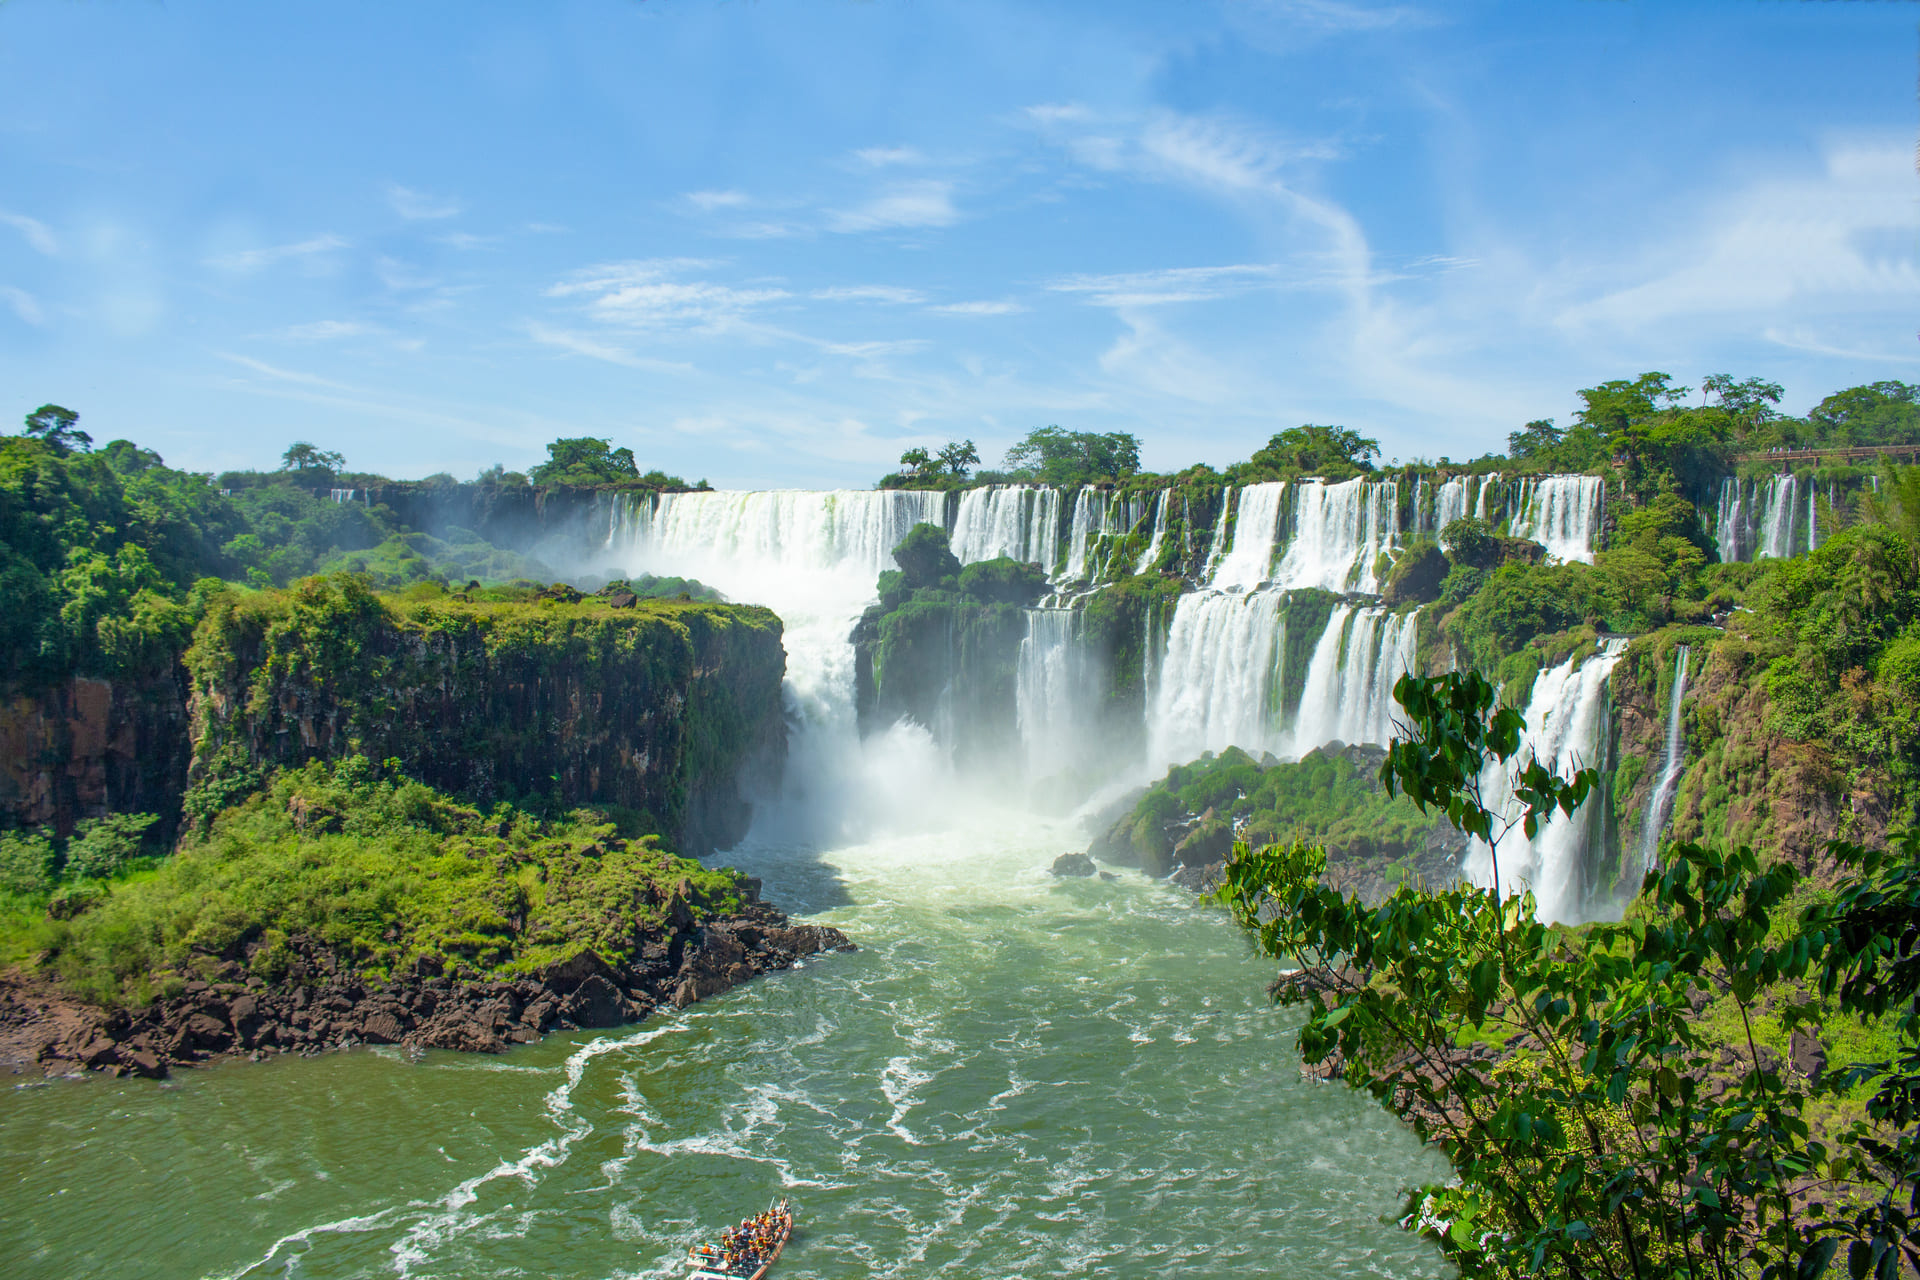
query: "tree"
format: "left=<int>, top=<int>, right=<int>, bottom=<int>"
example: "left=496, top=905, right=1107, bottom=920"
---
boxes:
left=1003, top=427, right=1141, bottom=486
left=898, top=447, right=934, bottom=478
left=1218, top=669, right=1920, bottom=1279
left=1250, top=424, right=1380, bottom=475
left=528, top=438, right=640, bottom=486
left=937, top=439, right=980, bottom=479
left=1701, top=374, right=1783, bottom=425
left=1507, top=420, right=1564, bottom=461
left=279, top=442, right=345, bottom=477
left=23, top=404, right=91, bottom=454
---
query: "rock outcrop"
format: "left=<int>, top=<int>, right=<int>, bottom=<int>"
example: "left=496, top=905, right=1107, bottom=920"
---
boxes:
left=0, top=900, right=851, bottom=1080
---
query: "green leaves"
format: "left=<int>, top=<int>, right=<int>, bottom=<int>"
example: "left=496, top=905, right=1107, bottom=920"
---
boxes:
left=1223, top=667, right=1920, bottom=1278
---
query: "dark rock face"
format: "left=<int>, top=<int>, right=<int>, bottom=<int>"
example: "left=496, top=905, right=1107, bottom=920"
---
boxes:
left=0, top=672, right=191, bottom=840
left=1050, top=852, right=1096, bottom=877
left=0, top=903, right=853, bottom=1080
left=186, top=587, right=786, bottom=857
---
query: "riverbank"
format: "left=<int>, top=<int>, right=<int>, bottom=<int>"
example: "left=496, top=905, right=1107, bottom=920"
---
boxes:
left=0, top=896, right=850, bottom=1079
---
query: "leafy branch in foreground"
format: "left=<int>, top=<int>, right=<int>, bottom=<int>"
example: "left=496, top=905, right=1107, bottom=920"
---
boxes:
left=1218, top=669, right=1920, bottom=1280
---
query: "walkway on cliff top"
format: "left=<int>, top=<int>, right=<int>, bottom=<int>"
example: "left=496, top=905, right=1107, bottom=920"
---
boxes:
left=1732, top=444, right=1920, bottom=465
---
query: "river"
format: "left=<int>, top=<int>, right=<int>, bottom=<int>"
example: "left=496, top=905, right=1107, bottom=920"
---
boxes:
left=2, top=812, right=1449, bottom=1279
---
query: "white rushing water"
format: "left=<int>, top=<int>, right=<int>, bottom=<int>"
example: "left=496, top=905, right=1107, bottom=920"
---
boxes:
left=1208, top=482, right=1287, bottom=591
left=1716, top=474, right=1815, bottom=562
left=1145, top=594, right=1415, bottom=771
left=1272, top=477, right=1399, bottom=592
left=1637, top=645, right=1691, bottom=872
left=1508, top=475, right=1604, bottom=565
left=1464, top=639, right=1627, bottom=924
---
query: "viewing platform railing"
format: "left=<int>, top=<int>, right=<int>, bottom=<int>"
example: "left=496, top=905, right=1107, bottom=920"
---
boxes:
left=1731, top=444, right=1920, bottom=465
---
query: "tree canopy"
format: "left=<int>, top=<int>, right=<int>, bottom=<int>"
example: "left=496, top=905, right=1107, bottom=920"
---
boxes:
left=1002, top=426, right=1141, bottom=486
left=1248, top=424, right=1380, bottom=475
left=529, top=437, right=641, bottom=486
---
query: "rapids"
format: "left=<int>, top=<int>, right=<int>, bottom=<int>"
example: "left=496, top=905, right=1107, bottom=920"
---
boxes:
left=1, top=820, right=1450, bottom=1279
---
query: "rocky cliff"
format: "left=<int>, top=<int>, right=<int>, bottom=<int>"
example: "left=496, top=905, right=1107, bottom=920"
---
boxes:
left=183, top=577, right=786, bottom=855
left=0, top=672, right=191, bottom=840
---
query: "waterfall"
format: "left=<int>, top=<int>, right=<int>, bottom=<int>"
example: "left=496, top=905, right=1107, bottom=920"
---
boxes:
left=1272, top=477, right=1399, bottom=592
left=1131, top=490, right=1169, bottom=575
left=951, top=485, right=1064, bottom=575
left=1287, top=606, right=1417, bottom=755
left=1757, top=474, right=1799, bottom=559
left=1209, top=482, right=1286, bottom=591
left=1508, top=475, right=1603, bottom=564
left=1432, top=477, right=1472, bottom=542
left=1464, top=639, right=1627, bottom=924
left=329, top=488, right=358, bottom=504
left=1015, top=608, right=1099, bottom=777
left=1146, top=590, right=1289, bottom=768
left=1637, top=645, right=1691, bottom=872
left=1716, top=475, right=1816, bottom=562
left=1145, top=593, right=1416, bottom=771
left=1714, top=476, right=1749, bottom=562
left=604, top=488, right=954, bottom=838
left=1199, top=490, right=1234, bottom=583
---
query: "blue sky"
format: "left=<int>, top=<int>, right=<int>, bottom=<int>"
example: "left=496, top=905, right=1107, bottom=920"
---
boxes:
left=2, top=1, right=1915, bottom=488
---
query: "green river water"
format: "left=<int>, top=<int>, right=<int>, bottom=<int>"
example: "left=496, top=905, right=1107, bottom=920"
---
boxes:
left=1, top=815, right=1451, bottom=1279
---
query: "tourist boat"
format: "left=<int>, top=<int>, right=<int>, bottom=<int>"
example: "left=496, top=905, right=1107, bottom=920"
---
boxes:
left=685, top=1197, right=793, bottom=1280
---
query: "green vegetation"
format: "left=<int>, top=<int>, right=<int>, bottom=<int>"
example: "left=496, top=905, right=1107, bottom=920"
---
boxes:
left=1, top=758, right=748, bottom=1005
left=1096, top=744, right=1446, bottom=878
left=1220, top=669, right=1920, bottom=1278
left=877, top=439, right=981, bottom=490
left=853, top=523, right=1048, bottom=764
left=527, top=436, right=706, bottom=490
left=997, top=426, right=1142, bottom=487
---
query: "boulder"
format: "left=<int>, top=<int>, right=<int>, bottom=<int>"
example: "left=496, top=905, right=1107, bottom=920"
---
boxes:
left=360, top=1011, right=407, bottom=1044
left=557, top=974, right=627, bottom=1029
left=1050, top=852, right=1097, bottom=877
left=1789, top=1028, right=1828, bottom=1085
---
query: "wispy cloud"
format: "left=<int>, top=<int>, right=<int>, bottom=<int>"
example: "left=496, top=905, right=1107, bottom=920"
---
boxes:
left=387, top=184, right=462, bottom=220
left=526, top=323, right=699, bottom=372
left=1, top=212, right=57, bottom=255
left=205, top=234, right=350, bottom=272
left=813, top=285, right=926, bottom=304
left=1556, top=140, right=1920, bottom=331
left=1235, top=0, right=1431, bottom=35
left=215, top=351, right=354, bottom=390
left=437, top=231, right=500, bottom=251
left=686, top=189, right=751, bottom=210
left=2, top=286, right=43, bottom=325
left=854, top=146, right=924, bottom=167
left=1049, top=264, right=1288, bottom=307
left=930, top=300, right=1026, bottom=316
left=829, top=181, right=959, bottom=232
left=279, top=320, right=377, bottom=342
left=546, top=259, right=789, bottom=331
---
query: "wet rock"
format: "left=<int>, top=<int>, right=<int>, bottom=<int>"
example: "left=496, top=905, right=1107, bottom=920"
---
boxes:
left=1050, top=852, right=1096, bottom=877
left=1790, top=1029, right=1828, bottom=1085
left=361, top=1011, right=407, bottom=1045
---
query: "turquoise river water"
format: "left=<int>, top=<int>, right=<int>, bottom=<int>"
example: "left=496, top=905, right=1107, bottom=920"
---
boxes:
left=1, top=815, right=1452, bottom=1279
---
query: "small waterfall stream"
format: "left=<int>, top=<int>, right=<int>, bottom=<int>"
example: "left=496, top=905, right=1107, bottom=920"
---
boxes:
left=1637, top=645, right=1691, bottom=872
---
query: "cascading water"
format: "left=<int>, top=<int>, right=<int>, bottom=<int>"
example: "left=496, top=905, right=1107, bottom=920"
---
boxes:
left=1637, top=645, right=1691, bottom=872
left=1208, top=482, right=1286, bottom=591
left=1131, top=490, right=1169, bottom=575
left=1508, top=475, right=1603, bottom=564
left=1015, top=607, right=1100, bottom=779
left=1287, top=607, right=1418, bottom=756
left=1146, top=591, right=1289, bottom=768
left=950, top=485, right=1064, bottom=575
left=605, top=488, right=952, bottom=838
left=1464, top=639, right=1627, bottom=924
left=1272, top=477, right=1398, bottom=592
left=1144, top=594, right=1416, bottom=771
left=1716, top=474, right=1816, bottom=562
